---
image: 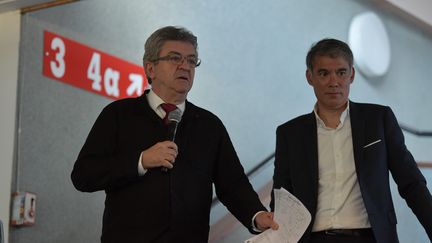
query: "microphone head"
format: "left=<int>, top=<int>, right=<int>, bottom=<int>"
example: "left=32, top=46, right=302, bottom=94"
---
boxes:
left=168, top=109, right=182, bottom=123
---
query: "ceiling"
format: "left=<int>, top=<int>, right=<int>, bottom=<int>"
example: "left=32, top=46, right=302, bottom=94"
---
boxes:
left=0, top=0, right=74, bottom=13
left=371, top=0, right=432, bottom=35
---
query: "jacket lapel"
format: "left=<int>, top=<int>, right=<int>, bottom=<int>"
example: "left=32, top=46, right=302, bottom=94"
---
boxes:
left=350, top=101, right=366, bottom=174
left=303, top=112, right=319, bottom=208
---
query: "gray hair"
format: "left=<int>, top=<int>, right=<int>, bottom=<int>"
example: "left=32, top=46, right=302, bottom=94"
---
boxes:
left=143, top=26, right=198, bottom=83
left=306, top=38, right=353, bottom=71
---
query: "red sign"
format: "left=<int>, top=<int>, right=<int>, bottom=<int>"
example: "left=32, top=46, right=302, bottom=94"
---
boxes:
left=43, top=30, right=149, bottom=100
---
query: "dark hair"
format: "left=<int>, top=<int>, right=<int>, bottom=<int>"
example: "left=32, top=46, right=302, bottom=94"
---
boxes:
left=143, top=26, right=198, bottom=83
left=306, top=38, right=353, bottom=71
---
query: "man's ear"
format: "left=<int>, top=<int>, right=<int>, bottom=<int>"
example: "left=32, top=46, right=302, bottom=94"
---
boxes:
left=306, top=69, right=313, bottom=86
left=145, top=61, right=155, bottom=80
left=350, top=66, right=355, bottom=84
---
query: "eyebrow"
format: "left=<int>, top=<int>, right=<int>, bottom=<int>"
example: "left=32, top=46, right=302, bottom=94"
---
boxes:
left=316, top=67, right=347, bottom=72
left=166, top=51, right=197, bottom=57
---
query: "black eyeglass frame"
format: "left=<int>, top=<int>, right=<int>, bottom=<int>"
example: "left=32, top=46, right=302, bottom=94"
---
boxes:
left=152, top=52, right=201, bottom=67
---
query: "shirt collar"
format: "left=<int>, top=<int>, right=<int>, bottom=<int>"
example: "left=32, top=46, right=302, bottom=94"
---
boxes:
left=146, top=89, right=185, bottom=114
left=313, top=102, right=350, bottom=129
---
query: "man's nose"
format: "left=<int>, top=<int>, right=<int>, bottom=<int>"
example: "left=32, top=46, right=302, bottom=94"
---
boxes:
left=328, top=73, right=339, bottom=86
left=178, top=57, right=191, bottom=70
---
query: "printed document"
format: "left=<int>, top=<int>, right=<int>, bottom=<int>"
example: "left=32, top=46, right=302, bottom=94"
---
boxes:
left=245, top=188, right=311, bottom=243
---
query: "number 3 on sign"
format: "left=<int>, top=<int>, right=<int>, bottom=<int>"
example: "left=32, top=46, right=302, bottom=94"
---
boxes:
left=49, top=37, right=66, bottom=78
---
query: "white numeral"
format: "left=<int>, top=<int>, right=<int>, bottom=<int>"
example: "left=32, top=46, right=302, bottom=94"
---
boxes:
left=87, top=53, right=102, bottom=91
left=50, top=37, right=66, bottom=78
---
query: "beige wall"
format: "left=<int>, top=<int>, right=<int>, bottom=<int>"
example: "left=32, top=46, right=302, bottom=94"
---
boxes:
left=385, top=0, right=432, bottom=25
left=0, top=10, right=20, bottom=243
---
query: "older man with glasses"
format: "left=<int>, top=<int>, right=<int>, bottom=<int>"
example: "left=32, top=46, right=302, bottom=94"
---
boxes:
left=72, top=26, right=277, bottom=243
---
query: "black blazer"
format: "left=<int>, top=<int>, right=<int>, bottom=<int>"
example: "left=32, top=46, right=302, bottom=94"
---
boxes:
left=71, top=95, right=265, bottom=242
left=272, top=101, right=432, bottom=243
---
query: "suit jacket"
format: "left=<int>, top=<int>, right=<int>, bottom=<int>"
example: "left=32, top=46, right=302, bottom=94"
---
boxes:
left=272, top=101, right=432, bottom=243
left=71, top=94, right=265, bottom=243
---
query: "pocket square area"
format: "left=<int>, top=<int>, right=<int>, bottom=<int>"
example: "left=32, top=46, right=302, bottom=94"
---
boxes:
left=363, top=139, right=382, bottom=148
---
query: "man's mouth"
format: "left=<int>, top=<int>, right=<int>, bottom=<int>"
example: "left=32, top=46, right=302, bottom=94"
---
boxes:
left=176, top=75, right=189, bottom=81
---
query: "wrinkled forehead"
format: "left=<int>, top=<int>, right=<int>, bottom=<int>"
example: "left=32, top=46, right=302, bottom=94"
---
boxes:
left=159, top=40, right=197, bottom=56
left=312, top=54, right=351, bottom=69
left=311, top=55, right=352, bottom=72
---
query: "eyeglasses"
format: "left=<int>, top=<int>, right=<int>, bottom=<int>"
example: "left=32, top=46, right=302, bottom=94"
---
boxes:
left=153, top=52, right=201, bottom=68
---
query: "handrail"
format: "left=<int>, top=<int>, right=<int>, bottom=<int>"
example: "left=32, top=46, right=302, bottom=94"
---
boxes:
left=211, top=124, right=432, bottom=208
left=0, top=219, right=4, bottom=243
left=400, top=124, right=432, bottom=136
left=211, top=152, right=275, bottom=207
left=245, top=152, right=275, bottom=178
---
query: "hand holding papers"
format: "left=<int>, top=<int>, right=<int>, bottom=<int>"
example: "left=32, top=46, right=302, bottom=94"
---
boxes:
left=246, top=188, right=311, bottom=243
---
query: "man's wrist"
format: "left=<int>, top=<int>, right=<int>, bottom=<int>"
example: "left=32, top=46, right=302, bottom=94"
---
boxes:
left=137, top=152, right=147, bottom=175
left=251, top=211, right=266, bottom=233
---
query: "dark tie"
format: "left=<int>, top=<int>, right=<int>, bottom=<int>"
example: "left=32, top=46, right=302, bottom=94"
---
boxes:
left=161, top=103, right=177, bottom=124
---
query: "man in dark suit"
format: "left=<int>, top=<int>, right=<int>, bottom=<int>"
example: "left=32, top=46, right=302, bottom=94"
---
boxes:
left=71, top=26, right=277, bottom=243
left=272, top=38, right=432, bottom=243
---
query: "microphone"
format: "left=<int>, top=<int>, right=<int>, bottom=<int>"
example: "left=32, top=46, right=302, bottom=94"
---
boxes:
left=162, top=108, right=182, bottom=172
left=166, top=108, right=182, bottom=141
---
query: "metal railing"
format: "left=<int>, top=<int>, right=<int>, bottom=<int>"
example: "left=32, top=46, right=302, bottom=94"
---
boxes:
left=0, top=219, right=4, bottom=243
left=400, top=124, right=432, bottom=136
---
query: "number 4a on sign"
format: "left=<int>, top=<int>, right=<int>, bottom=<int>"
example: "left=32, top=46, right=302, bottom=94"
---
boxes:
left=43, top=30, right=149, bottom=100
left=87, top=52, right=146, bottom=98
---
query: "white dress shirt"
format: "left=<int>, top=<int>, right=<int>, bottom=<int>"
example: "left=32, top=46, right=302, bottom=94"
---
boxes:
left=312, top=104, right=371, bottom=231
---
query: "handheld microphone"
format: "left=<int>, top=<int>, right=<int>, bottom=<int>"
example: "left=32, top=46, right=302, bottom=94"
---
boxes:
left=167, top=108, right=182, bottom=141
left=162, top=108, right=182, bottom=172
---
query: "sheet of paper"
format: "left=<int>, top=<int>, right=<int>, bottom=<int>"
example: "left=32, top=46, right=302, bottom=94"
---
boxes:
left=245, top=188, right=311, bottom=243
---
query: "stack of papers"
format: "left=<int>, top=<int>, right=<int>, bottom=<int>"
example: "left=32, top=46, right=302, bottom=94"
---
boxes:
left=245, top=188, right=311, bottom=243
